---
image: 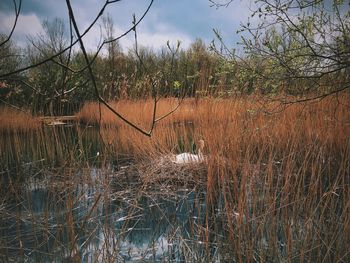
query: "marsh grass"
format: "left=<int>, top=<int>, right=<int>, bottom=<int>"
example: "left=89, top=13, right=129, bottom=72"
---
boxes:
left=0, top=107, right=40, bottom=132
left=0, top=95, right=349, bottom=262
left=76, top=95, right=350, bottom=262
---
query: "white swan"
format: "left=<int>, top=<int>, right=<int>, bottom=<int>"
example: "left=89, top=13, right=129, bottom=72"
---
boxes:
left=173, top=139, right=205, bottom=164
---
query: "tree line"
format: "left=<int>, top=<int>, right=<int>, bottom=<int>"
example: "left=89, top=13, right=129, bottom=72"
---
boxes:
left=0, top=18, right=246, bottom=116
left=1, top=0, right=349, bottom=119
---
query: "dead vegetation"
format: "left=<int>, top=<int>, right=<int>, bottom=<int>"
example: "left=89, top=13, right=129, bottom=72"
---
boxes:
left=76, top=95, right=350, bottom=261
left=0, top=107, right=40, bottom=132
left=1, top=95, right=349, bottom=261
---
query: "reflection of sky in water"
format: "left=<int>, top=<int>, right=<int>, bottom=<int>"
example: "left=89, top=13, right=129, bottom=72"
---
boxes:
left=82, top=234, right=171, bottom=262
left=0, top=127, right=223, bottom=262
left=0, top=166, right=212, bottom=262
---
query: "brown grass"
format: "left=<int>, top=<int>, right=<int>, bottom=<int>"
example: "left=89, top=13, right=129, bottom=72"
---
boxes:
left=0, top=107, right=40, bottom=132
left=76, top=94, right=350, bottom=261
left=1, top=95, right=349, bottom=261
left=76, top=96, right=349, bottom=158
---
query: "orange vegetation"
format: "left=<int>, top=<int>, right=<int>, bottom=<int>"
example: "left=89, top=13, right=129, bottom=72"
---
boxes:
left=0, top=107, right=40, bottom=132
left=76, top=96, right=350, bottom=160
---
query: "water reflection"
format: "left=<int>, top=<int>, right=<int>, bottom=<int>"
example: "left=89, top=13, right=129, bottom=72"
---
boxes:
left=1, top=165, right=219, bottom=262
left=0, top=125, right=229, bottom=262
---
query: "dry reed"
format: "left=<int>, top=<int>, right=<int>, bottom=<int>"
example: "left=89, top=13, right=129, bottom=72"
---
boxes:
left=1, top=94, right=349, bottom=261
left=0, top=107, right=40, bottom=132
left=76, top=94, right=350, bottom=262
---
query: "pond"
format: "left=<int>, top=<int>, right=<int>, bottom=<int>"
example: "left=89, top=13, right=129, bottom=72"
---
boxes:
left=1, top=120, right=348, bottom=262
left=0, top=125, right=230, bottom=262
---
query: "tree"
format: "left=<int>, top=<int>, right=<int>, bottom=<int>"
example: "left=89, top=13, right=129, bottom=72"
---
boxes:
left=102, top=14, right=123, bottom=99
left=25, top=18, right=72, bottom=115
left=0, top=0, right=184, bottom=136
left=0, top=34, right=22, bottom=104
left=212, top=0, right=350, bottom=102
left=186, top=39, right=219, bottom=97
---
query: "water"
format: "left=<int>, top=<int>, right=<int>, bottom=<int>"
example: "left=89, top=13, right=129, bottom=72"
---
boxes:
left=2, top=124, right=348, bottom=262
left=0, top=125, right=227, bottom=262
left=1, top=167, right=219, bottom=262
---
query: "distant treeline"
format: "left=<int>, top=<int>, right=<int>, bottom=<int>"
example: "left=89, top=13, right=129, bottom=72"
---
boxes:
left=0, top=28, right=241, bottom=115
left=1, top=1, right=349, bottom=116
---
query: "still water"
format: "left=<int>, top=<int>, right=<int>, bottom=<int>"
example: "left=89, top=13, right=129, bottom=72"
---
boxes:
left=0, top=125, right=228, bottom=262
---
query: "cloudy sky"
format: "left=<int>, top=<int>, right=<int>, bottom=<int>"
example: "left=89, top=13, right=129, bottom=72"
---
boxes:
left=0, top=0, right=253, bottom=52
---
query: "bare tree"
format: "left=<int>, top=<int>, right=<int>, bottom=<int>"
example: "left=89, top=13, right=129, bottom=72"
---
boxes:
left=211, top=0, right=350, bottom=103
left=0, top=0, right=184, bottom=136
left=102, top=13, right=123, bottom=99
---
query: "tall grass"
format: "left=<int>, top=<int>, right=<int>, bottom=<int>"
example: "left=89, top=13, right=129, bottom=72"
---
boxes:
left=1, top=95, right=349, bottom=261
left=0, top=107, right=40, bottom=132
left=77, top=95, right=350, bottom=261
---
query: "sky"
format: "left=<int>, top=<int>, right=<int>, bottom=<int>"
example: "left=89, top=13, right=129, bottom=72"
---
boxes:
left=0, top=0, right=253, bottom=52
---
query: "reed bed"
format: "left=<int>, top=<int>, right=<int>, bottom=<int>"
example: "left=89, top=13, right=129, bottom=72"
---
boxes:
left=0, top=107, right=40, bottom=132
left=76, top=95, right=350, bottom=262
left=0, top=95, right=349, bottom=262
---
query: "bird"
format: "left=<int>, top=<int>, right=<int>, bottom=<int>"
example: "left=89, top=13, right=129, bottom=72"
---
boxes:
left=172, top=139, right=205, bottom=164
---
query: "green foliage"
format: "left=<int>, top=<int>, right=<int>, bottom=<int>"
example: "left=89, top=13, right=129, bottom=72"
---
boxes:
left=0, top=35, right=29, bottom=106
left=237, top=0, right=350, bottom=95
left=1, top=29, right=241, bottom=113
left=1, top=1, right=350, bottom=115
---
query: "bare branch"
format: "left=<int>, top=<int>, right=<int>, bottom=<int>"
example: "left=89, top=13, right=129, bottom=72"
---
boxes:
left=65, top=0, right=155, bottom=136
left=0, top=0, right=153, bottom=79
left=0, top=0, right=22, bottom=47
